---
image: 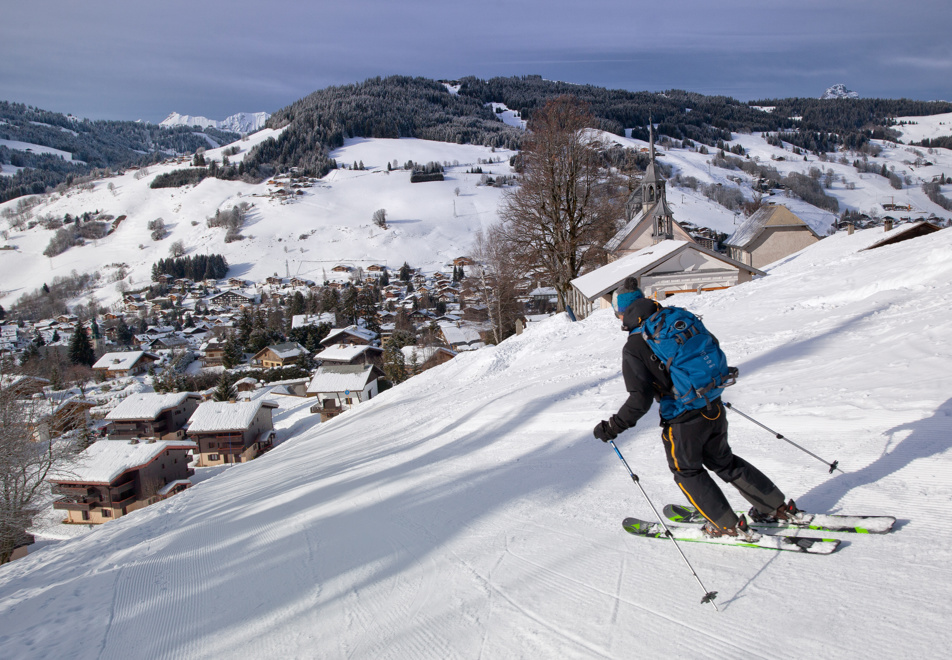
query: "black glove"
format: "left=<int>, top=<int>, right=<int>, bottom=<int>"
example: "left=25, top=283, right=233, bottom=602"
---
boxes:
left=593, top=419, right=619, bottom=442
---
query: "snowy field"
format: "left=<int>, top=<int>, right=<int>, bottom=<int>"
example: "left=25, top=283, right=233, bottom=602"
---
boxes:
left=1, top=225, right=950, bottom=659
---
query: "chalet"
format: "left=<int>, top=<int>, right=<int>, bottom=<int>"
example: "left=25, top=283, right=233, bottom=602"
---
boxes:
left=569, top=240, right=765, bottom=319
left=187, top=399, right=278, bottom=466
left=1, top=375, right=50, bottom=398
left=92, top=351, right=160, bottom=378
left=228, top=278, right=249, bottom=288
left=365, top=264, right=387, bottom=278
left=50, top=438, right=197, bottom=524
left=234, top=377, right=258, bottom=393
left=316, top=344, right=384, bottom=370
left=605, top=126, right=695, bottom=260
left=202, top=338, right=227, bottom=366
left=266, top=276, right=285, bottom=286
left=453, top=256, right=475, bottom=266
left=306, top=365, right=380, bottom=422
left=289, top=277, right=315, bottom=288
left=401, top=345, right=457, bottom=374
left=106, top=392, right=203, bottom=440
left=30, top=397, right=97, bottom=443
left=723, top=204, right=821, bottom=269
left=207, top=290, right=255, bottom=308
left=331, top=265, right=352, bottom=274
left=252, top=342, right=308, bottom=368
left=320, top=325, right=379, bottom=348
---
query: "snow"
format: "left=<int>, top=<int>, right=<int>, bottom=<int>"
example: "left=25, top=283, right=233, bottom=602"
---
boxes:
left=160, top=111, right=271, bottom=135
left=2, top=226, right=952, bottom=657
left=186, top=399, right=276, bottom=433
left=105, top=392, right=196, bottom=420
left=571, top=240, right=685, bottom=299
left=892, top=111, right=952, bottom=143
left=306, top=364, right=374, bottom=394
left=51, top=439, right=197, bottom=484
left=316, top=344, right=376, bottom=362
left=0, top=138, right=81, bottom=162
left=92, top=351, right=155, bottom=372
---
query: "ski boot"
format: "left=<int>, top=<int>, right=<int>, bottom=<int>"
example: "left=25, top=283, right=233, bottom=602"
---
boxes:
left=702, top=515, right=761, bottom=542
left=749, top=499, right=806, bottom=525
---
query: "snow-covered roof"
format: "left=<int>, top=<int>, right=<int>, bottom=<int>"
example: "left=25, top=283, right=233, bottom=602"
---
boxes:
left=571, top=240, right=764, bottom=301
left=92, top=351, right=158, bottom=371
left=51, top=439, right=197, bottom=484
left=438, top=322, right=483, bottom=346
left=400, top=346, right=456, bottom=363
left=186, top=400, right=278, bottom=433
left=321, top=325, right=378, bottom=345
left=106, top=392, right=198, bottom=421
left=291, top=313, right=336, bottom=329
left=724, top=204, right=820, bottom=248
left=306, top=365, right=376, bottom=394
left=260, top=342, right=307, bottom=359
left=317, top=344, right=380, bottom=362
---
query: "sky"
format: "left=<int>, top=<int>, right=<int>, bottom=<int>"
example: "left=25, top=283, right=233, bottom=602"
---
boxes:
left=2, top=0, right=951, bottom=123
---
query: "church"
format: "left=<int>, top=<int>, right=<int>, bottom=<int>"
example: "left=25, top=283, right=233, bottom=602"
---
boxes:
left=604, top=123, right=695, bottom=260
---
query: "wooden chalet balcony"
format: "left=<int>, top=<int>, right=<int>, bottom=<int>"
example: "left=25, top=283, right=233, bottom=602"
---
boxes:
left=51, top=484, right=96, bottom=498
left=53, top=497, right=98, bottom=512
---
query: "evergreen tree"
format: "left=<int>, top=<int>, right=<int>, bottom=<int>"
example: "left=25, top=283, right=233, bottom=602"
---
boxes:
left=221, top=334, right=243, bottom=369
left=68, top=321, right=95, bottom=366
left=212, top=374, right=237, bottom=402
left=0, top=304, right=5, bottom=320
left=399, top=262, right=412, bottom=282
left=382, top=340, right=407, bottom=385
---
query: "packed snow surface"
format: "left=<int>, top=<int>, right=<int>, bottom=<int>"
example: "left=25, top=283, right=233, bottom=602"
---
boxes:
left=1, top=226, right=951, bottom=658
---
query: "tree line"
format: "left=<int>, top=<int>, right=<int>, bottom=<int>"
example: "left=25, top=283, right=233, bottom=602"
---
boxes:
left=151, top=254, right=229, bottom=282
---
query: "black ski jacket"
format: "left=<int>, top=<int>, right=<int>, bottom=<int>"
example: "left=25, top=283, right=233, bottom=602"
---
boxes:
left=609, top=297, right=676, bottom=431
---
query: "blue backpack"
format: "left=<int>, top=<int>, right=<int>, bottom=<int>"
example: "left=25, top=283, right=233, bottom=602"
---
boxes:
left=634, top=306, right=737, bottom=419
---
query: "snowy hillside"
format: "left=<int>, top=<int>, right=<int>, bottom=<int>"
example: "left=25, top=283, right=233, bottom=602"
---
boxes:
left=160, top=111, right=271, bottom=134
left=1, top=225, right=950, bottom=659
left=2, top=124, right=951, bottom=313
left=0, top=132, right=515, bottom=309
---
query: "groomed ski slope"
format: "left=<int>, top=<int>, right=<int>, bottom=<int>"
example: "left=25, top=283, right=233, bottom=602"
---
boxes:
left=1, top=226, right=951, bottom=659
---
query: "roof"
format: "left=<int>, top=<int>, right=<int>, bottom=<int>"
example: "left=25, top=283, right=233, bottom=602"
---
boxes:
left=106, top=392, right=200, bottom=421
left=291, top=313, right=335, bottom=329
left=186, top=400, right=278, bottom=433
left=862, top=221, right=943, bottom=251
left=51, top=439, right=197, bottom=484
left=256, top=342, right=307, bottom=360
left=188, top=399, right=278, bottom=433
left=306, top=364, right=376, bottom=394
left=92, top=351, right=159, bottom=371
left=571, top=240, right=766, bottom=301
left=401, top=346, right=456, bottom=363
left=321, top=325, right=379, bottom=346
left=438, top=322, right=483, bottom=346
left=317, top=344, right=381, bottom=362
left=724, top=204, right=821, bottom=248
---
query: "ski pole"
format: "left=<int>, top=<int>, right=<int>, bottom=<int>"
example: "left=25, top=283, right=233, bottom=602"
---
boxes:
left=723, top=402, right=842, bottom=474
left=609, top=439, right=719, bottom=611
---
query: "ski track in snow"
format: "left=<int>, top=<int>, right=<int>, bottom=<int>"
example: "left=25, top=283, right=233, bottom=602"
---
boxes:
left=2, top=229, right=952, bottom=658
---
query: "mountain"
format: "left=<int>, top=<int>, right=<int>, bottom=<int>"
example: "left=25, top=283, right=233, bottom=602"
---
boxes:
left=160, top=111, right=271, bottom=135
left=822, top=84, right=860, bottom=100
left=1, top=225, right=950, bottom=657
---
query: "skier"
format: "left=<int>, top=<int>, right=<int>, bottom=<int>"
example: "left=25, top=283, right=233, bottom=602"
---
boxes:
left=593, top=277, right=801, bottom=539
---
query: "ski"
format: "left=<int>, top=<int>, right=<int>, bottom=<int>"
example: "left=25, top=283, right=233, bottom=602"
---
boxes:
left=663, top=503, right=895, bottom=534
left=622, top=517, right=841, bottom=555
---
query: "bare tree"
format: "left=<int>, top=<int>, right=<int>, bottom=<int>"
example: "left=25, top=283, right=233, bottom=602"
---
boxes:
left=496, top=96, right=624, bottom=311
left=0, top=374, right=77, bottom=563
left=372, top=208, right=388, bottom=229
left=472, top=226, right=522, bottom=344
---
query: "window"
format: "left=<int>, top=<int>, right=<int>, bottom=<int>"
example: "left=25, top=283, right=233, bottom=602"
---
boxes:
left=345, top=397, right=353, bottom=405
left=81, top=511, right=90, bottom=521
left=209, top=454, right=220, bottom=461
left=102, top=509, right=112, bottom=518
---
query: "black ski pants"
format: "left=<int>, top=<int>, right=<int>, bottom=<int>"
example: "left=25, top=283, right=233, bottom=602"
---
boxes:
left=661, top=401, right=785, bottom=531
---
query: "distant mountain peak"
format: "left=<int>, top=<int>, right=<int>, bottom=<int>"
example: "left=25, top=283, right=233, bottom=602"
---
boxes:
left=160, top=111, right=270, bottom=134
left=821, top=84, right=859, bottom=100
